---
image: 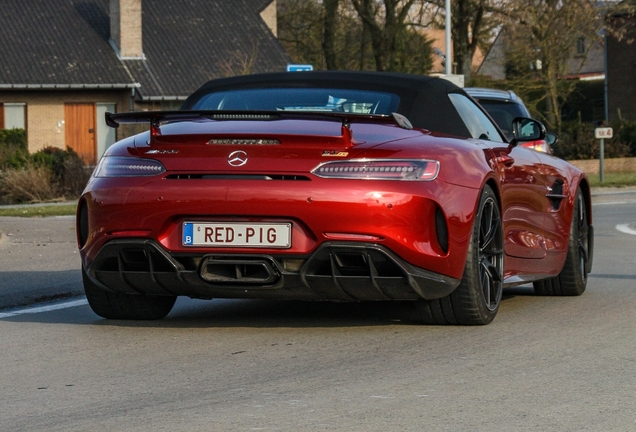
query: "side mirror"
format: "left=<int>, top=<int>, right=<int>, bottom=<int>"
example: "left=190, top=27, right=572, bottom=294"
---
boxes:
left=511, top=117, right=546, bottom=144
left=546, top=132, right=558, bottom=146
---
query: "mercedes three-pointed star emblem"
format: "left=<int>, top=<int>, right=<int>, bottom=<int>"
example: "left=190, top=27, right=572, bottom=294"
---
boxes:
left=228, top=150, right=248, bottom=167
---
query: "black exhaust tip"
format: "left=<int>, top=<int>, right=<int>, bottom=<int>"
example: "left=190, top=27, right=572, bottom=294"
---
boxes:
left=199, top=257, right=279, bottom=284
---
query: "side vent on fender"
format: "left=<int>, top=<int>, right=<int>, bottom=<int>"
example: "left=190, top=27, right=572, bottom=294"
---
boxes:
left=546, top=180, right=566, bottom=210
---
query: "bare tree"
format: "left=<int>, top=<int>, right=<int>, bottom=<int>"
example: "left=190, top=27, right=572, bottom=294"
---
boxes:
left=502, top=0, right=602, bottom=131
left=427, top=0, right=501, bottom=80
left=278, top=0, right=325, bottom=68
left=323, top=0, right=340, bottom=69
left=452, top=0, right=492, bottom=79
left=217, top=38, right=261, bottom=77
left=349, top=0, right=431, bottom=72
left=278, top=0, right=433, bottom=74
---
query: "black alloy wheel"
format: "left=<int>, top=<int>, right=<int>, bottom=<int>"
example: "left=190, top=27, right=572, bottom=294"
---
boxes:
left=534, top=187, right=589, bottom=296
left=478, top=192, right=504, bottom=312
left=417, top=185, right=504, bottom=325
left=575, top=191, right=590, bottom=283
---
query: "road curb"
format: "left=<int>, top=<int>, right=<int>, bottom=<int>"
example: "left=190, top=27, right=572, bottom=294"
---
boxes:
left=0, top=289, right=85, bottom=312
left=0, top=200, right=78, bottom=210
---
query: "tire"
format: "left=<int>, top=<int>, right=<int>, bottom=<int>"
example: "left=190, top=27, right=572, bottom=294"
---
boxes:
left=533, top=187, right=589, bottom=296
left=82, top=267, right=177, bottom=320
left=416, top=185, right=504, bottom=325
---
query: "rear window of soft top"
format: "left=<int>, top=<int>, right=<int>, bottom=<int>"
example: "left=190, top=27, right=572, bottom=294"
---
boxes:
left=190, top=88, right=400, bottom=115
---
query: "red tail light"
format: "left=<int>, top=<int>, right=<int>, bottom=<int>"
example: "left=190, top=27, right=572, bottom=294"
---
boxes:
left=93, top=156, right=166, bottom=177
left=519, top=140, right=550, bottom=153
left=312, top=159, right=440, bottom=181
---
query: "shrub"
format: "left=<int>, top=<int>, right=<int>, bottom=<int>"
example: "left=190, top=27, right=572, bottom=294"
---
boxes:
left=0, top=129, right=29, bottom=169
left=612, top=119, right=636, bottom=157
left=30, top=147, right=92, bottom=196
left=553, top=120, right=632, bottom=161
left=0, top=128, right=27, bottom=150
left=0, top=163, right=58, bottom=203
left=0, top=143, right=91, bottom=204
left=59, top=152, right=92, bottom=197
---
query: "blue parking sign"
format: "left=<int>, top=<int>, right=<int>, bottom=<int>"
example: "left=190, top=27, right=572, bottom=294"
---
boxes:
left=287, top=64, right=314, bottom=72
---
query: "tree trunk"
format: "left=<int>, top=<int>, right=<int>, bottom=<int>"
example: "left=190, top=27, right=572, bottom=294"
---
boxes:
left=544, top=63, right=561, bottom=132
left=322, top=0, right=340, bottom=70
left=351, top=0, right=418, bottom=72
left=451, top=0, right=486, bottom=81
left=360, top=20, right=370, bottom=70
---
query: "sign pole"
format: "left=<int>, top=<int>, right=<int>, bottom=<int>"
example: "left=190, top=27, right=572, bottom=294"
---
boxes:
left=599, top=138, right=605, bottom=183
left=594, top=127, right=612, bottom=184
left=445, top=0, right=451, bottom=76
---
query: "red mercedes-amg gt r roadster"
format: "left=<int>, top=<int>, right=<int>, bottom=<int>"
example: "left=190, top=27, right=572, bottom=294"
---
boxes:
left=77, top=71, right=593, bottom=324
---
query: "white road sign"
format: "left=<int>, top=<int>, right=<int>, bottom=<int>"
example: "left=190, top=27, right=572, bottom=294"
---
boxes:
left=595, top=127, right=613, bottom=139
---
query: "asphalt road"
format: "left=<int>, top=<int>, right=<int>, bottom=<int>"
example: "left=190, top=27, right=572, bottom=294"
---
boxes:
left=1, top=188, right=634, bottom=311
left=0, top=215, right=82, bottom=309
left=0, top=189, right=635, bottom=430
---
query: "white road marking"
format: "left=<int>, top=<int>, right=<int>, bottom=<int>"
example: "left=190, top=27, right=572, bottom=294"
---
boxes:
left=0, top=298, right=87, bottom=319
left=593, top=201, right=631, bottom=206
left=616, top=224, right=636, bottom=236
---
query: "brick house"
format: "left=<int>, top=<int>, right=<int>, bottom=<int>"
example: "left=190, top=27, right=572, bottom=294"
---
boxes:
left=476, top=28, right=607, bottom=122
left=477, top=28, right=605, bottom=82
left=0, top=0, right=290, bottom=164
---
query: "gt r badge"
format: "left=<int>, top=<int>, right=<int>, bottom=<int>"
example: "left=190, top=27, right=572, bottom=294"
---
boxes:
left=322, top=151, right=349, bottom=157
left=228, top=150, right=248, bottom=166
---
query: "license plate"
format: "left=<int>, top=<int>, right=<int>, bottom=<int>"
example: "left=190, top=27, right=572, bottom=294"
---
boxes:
left=183, top=222, right=291, bottom=248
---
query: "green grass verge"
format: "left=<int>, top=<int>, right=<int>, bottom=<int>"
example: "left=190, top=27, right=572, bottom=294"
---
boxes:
left=0, top=204, right=77, bottom=217
left=587, top=172, right=636, bottom=188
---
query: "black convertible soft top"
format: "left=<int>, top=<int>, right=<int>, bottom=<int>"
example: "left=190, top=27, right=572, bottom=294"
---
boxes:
left=181, top=71, right=472, bottom=138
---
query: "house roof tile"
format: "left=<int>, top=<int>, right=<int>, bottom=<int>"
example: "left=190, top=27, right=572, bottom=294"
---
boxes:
left=0, top=0, right=290, bottom=99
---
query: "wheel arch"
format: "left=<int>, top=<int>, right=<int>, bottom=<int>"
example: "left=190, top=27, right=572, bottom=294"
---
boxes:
left=484, top=176, right=502, bottom=216
left=576, top=175, right=594, bottom=273
left=577, top=176, right=593, bottom=226
left=76, top=197, right=89, bottom=249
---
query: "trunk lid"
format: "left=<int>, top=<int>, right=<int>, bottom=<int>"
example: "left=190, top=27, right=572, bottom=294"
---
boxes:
left=108, top=111, right=424, bottom=173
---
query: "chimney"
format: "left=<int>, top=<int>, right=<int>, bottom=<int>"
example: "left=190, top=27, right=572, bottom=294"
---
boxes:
left=110, top=0, right=143, bottom=59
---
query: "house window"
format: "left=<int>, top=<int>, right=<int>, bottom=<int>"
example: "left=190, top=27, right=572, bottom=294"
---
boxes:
left=96, top=103, right=117, bottom=159
left=576, top=37, right=586, bottom=55
left=1, top=103, right=26, bottom=129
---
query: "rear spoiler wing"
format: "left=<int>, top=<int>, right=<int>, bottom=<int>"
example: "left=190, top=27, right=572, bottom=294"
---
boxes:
left=105, top=110, right=413, bottom=128
left=106, top=110, right=413, bottom=132
left=105, top=110, right=413, bottom=148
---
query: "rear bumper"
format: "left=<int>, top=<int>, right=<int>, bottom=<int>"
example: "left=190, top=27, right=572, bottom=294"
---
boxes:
left=85, top=239, right=461, bottom=301
left=79, top=175, right=481, bottom=281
